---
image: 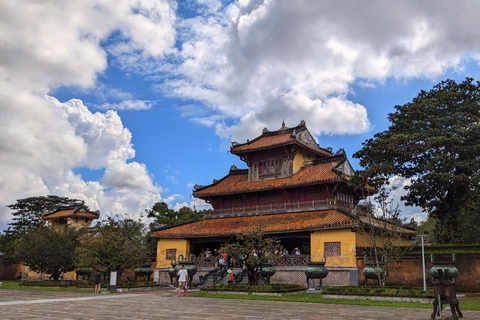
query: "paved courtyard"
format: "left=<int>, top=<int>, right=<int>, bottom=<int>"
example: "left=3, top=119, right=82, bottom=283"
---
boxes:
left=1, top=289, right=480, bottom=320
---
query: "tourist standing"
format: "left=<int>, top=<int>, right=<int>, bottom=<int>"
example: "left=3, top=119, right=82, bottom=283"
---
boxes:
left=94, top=273, right=101, bottom=294
left=177, top=265, right=188, bottom=297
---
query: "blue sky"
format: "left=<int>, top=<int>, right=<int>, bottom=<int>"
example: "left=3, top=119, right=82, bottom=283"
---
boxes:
left=2, top=0, right=480, bottom=232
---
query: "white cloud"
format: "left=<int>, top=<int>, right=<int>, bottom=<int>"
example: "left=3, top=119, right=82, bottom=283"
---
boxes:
left=366, top=175, right=426, bottom=223
left=156, top=0, right=480, bottom=143
left=94, top=100, right=154, bottom=111
left=0, top=0, right=176, bottom=231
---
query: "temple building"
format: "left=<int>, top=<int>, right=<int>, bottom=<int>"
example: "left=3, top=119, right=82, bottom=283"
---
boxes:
left=152, top=120, right=414, bottom=286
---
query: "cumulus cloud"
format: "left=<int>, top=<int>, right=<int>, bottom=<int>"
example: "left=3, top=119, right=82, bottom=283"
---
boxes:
left=154, top=0, right=480, bottom=143
left=0, top=0, right=176, bottom=230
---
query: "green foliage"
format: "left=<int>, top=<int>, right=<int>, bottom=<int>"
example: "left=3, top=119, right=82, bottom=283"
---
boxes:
left=0, top=231, right=16, bottom=258
left=354, top=78, right=480, bottom=244
left=18, top=280, right=76, bottom=287
left=147, top=202, right=203, bottom=229
left=323, top=286, right=433, bottom=298
left=220, top=230, right=283, bottom=285
left=76, top=216, right=148, bottom=279
left=0, top=280, right=92, bottom=292
left=15, top=225, right=83, bottom=280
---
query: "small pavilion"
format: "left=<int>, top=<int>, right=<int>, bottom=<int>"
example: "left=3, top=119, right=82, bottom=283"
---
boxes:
left=42, top=205, right=99, bottom=229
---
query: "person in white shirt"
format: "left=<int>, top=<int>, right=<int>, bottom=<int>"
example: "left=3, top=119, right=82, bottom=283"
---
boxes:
left=177, top=265, right=188, bottom=297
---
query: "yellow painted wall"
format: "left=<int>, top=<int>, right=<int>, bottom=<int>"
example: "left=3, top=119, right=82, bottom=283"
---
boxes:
left=356, top=231, right=412, bottom=248
left=20, top=264, right=77, bottom=280
left=310, top=228, right=357, bottom=267
left=156, top=238, right=190, bottom=268
left=293, top=151, right=315, bottom=174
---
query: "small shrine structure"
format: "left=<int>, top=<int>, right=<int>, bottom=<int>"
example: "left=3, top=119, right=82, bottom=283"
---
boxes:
left=42, top=205, right=99, bottom=229
left=152, top=121, right=414, bottom=286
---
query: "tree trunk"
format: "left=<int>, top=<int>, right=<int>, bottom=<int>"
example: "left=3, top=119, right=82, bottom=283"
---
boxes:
left=51, top=270, right=60, bottom=281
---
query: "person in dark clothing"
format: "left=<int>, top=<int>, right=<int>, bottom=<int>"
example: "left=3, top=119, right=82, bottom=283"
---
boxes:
left=94, top=273, right=101, bottom=294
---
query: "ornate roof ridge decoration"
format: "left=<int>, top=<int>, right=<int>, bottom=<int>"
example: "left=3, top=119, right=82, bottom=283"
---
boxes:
left=193, top=164, right=249, bottom=193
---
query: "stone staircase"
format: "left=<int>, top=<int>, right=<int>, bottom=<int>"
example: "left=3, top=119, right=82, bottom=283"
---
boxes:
left=197, top=267, right=247, bottom=287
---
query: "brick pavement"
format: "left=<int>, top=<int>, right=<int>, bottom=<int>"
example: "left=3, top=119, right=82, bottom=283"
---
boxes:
left=1, top=289, right=480, bottom=319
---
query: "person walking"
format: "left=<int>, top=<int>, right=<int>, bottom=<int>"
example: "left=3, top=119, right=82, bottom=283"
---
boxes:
left=177, top=265, right=188, bottom=297
left=94, top=273, right=101, bottom=294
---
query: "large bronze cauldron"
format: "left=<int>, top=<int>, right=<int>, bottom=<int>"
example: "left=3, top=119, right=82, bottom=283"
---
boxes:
left=305, top=256, right=328, bottom=289
left=134, top=261, right=153, bottom=281
left=255, top=262, right=276, bottom=284
left=362, top=256, right=385, bottom=286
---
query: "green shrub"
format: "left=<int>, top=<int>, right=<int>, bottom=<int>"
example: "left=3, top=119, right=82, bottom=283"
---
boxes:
left=203, top=283, right=304, bottom=293
left=18, top=280, right=75, bottom=287
left=323, top=286, right=433, bottom=298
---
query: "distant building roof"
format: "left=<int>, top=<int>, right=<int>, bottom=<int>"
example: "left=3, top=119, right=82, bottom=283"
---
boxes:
left=194, top=157, right=347, bottom=197
left=42, top=205, right=100, bottom=221
left=151, top=210, right=356, bottom=238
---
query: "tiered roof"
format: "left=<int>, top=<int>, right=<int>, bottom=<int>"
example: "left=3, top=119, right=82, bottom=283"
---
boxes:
left=152, top=210, right=356, bottom=238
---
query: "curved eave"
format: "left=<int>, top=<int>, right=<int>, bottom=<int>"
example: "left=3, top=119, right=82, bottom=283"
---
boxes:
left=151, top=210, right=356, bottom=239
left=231, top=139, right=332, bottom=158
left=193, top=177, right=349, bottom=198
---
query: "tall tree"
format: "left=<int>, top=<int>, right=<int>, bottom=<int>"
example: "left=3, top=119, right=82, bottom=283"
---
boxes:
left=356, top=188, right=412, bottom=287
left=6, top=195, right=85, bottom=234
left=76, top=216, right=148, bottom=279
left=147, top=202, right=203, bottom=229
left=15, top=224, right=82, bottom=280
left=221, top=230, right=283, bottom=285
left=354, top=78, right=480, bottom=243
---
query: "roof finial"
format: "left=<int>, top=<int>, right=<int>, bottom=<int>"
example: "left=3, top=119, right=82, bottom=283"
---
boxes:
left=282, top=119, right=285, bottom=128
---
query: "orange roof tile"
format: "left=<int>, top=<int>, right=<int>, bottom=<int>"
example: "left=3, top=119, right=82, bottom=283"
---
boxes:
left=358, top=215, right=417, bottom=235
left=151, top=210, right=355, bottom=238
left=231, top=133, right=332, bottom=156
left=42, top=209, right=99, bottom=220
left=194, top=161, right=342, bottom=197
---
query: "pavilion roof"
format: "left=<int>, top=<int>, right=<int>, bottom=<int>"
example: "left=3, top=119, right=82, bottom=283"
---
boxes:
left=151, top=210, right=356, bottom=238
left=193, top=160, right=344, bottom=197
left=231, top=132, right=332, bottom=157
left=42, top=206, right=100, bottom=221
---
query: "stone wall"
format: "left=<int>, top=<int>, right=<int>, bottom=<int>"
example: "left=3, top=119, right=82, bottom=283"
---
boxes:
left=156, top=266, right=357, bottom=287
